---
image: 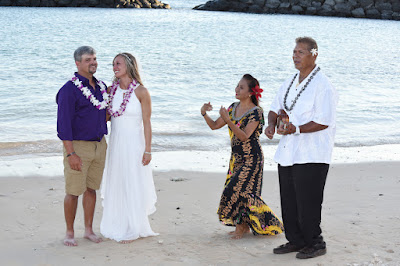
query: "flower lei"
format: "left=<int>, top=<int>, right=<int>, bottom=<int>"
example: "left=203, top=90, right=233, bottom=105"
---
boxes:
left=250, top=85, right=263, bottom=100
left=107, top=80, right=139, bottom=118
left=71, top=76, right=108, bottom=110
left=283, top=66, right=320, bottom=112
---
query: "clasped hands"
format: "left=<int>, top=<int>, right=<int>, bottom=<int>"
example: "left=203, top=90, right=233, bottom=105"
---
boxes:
left=201, top=102, right=230, bottom=122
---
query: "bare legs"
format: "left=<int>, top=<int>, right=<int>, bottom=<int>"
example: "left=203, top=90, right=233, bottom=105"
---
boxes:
left=64, top=194, right=78, bottom=246
left=83, top=188, right=103, bottom=243
left=229, top=223, right=250, bottom=239
left=63, top=188, right=102, bottom=246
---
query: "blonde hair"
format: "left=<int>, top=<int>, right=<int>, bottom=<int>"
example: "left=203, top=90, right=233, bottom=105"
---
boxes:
left=113, top=53, right=143, bottom=85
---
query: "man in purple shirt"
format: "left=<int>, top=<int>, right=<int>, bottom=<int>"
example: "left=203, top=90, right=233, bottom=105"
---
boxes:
left=56, top=46, right=108, bottom=246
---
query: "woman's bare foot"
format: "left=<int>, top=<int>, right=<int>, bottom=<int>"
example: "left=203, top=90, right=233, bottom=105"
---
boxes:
left=64, top=232, right=77, bottom=247
left=228, top=226, right=240, bottom=235
left=231, top=223, right=250, bottom=239
left=119, top=239, right=134, bottom=244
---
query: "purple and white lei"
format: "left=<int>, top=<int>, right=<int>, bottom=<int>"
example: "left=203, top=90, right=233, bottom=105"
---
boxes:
left=71, top=76, right=108, bottom=110
left=107, top=80, right=139, bottom=118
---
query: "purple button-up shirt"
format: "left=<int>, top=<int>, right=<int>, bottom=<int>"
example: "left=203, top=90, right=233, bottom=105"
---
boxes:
left=56, top=73, right=108, bottom=141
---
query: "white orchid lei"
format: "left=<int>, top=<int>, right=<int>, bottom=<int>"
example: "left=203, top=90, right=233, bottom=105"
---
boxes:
left=71, top=76, right=109, bottom=110
left=310, top=48, right=318, bottom=56
left=107, top=80, right=139, bottom=118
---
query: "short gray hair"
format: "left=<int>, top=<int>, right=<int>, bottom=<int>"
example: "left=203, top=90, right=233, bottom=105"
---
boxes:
left=295, top=37, right=318, bottom=52
left=74, top=46, right=96, bottom=62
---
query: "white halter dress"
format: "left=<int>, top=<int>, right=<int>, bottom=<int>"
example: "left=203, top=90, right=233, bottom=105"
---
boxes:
left=100, top=85, right=158, bottom=241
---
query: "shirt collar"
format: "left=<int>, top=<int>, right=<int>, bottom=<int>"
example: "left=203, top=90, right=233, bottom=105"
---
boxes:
left=74, top=72, right=98, bottom=86
left=296, top=64, right=319, bottom=85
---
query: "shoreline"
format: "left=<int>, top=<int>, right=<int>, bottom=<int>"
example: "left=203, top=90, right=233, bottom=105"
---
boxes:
left=1, top=162, right=399, bottom=265
left=1, top=143, right=400, bottom=177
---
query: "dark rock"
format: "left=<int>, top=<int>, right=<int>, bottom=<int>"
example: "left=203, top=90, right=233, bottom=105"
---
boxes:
left=319, top=4, right=335, bottom=16
left=201, top=0, right=229, bottom=10
left=335, top=3, right=352, bottom=16
left=298, top=0, right=308, bottom=7
left=40, top=0, right=56, bottom=6
left=392, top=12, right=400, bottom=20
left=253, top=0, right=264, bottom=8
left=375, top=2, right=392, bottom=12
left=31, top=0, right=40, bottom=6
left=365, top=8, right=381, bottom=19
left=291, top=4, right=303, bottom=13
left=393, top=2, right=400, bottom=12
left=193, top=4, right=204, bottom=9
left=381, top=9, right=393, bottom=19
left=311, top=1, right=321, bottom=8
left=279, top=2, right=290, bottom=8
left=86, top=0, right=99, bottom=6
left=58, top=0, right=73, bottom=6
left=0, top=0, right=12, bottom=5
left=278, top=8, right=293, bottom=14
left=226, top=1, right=238, bottom=10
left=265, top=0, right=280, bottom=9
left=305, top=6, right=317, bottom=15
left=348, top=0, right=358, bottom=7
left=324, top=0, right=335, bottom=7
left=140, top=0, right=151, bottom=8
left=360, top=0, right=373, bottom=9
left=248, top=3, right=262, bottom=12
left=227, top=1, right=241, bottom=11
left=16, top=0, right=29, bottom=5
left=351, top=7, right=365, bottom=17
left=163, top=3, right=170, bottom=8
left=216, top=0, right=230, bottom=10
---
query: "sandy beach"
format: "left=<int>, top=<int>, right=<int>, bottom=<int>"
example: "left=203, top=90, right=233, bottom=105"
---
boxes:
left=1, top=161, right=399, bottom=266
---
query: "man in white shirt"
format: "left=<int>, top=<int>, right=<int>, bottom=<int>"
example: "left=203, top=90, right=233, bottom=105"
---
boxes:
left=265, top=37, right=338, bottom=259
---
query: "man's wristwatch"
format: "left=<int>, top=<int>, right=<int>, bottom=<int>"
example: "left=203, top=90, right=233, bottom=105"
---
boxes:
left=294, top=125, right=301, bottom=135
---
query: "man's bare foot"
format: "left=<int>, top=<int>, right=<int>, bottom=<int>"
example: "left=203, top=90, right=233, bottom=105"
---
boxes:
left=119, top=239, right=134, bottom=244
left=84, top=232, right=103, bottom=243
left=231, top=224, right=250, bottom=239
left=64, top=233, right=77, bottom=247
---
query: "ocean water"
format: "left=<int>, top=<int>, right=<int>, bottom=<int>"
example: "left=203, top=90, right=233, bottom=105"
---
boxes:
left=0, top=2, right=399, bottom=175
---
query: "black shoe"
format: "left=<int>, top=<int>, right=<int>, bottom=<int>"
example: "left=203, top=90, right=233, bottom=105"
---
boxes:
left=296, top=246, right=327, bottom=259
left=273, top=242, right=304, bottom=254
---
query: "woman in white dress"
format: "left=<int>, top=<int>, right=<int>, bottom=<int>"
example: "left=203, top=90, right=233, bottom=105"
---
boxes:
left=100, top=53, right=158, bottom=243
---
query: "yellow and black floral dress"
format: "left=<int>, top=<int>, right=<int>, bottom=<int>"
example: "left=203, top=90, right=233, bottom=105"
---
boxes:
left=217, top=102, right=284, bottom=235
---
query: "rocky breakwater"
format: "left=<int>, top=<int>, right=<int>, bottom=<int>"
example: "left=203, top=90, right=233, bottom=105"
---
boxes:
left=0, top=0, right=170, bottom=8
left=194, top=0, right=400, bottom=20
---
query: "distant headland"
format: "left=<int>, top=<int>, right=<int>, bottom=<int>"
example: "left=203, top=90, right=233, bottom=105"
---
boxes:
left=0, top=0, right=170, bottom=8
left=194, top=0, right=400, bottom=20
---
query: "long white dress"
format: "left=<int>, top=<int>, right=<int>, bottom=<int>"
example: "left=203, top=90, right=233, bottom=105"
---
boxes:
left=100, top=85, right=158, bottom=242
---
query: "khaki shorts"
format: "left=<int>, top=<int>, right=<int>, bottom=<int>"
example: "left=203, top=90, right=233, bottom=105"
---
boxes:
left=63, top=137, right=107, bottom=196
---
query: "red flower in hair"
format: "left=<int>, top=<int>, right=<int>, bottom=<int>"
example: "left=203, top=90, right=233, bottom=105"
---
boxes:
left=250, top=85, right=263, bottom=100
